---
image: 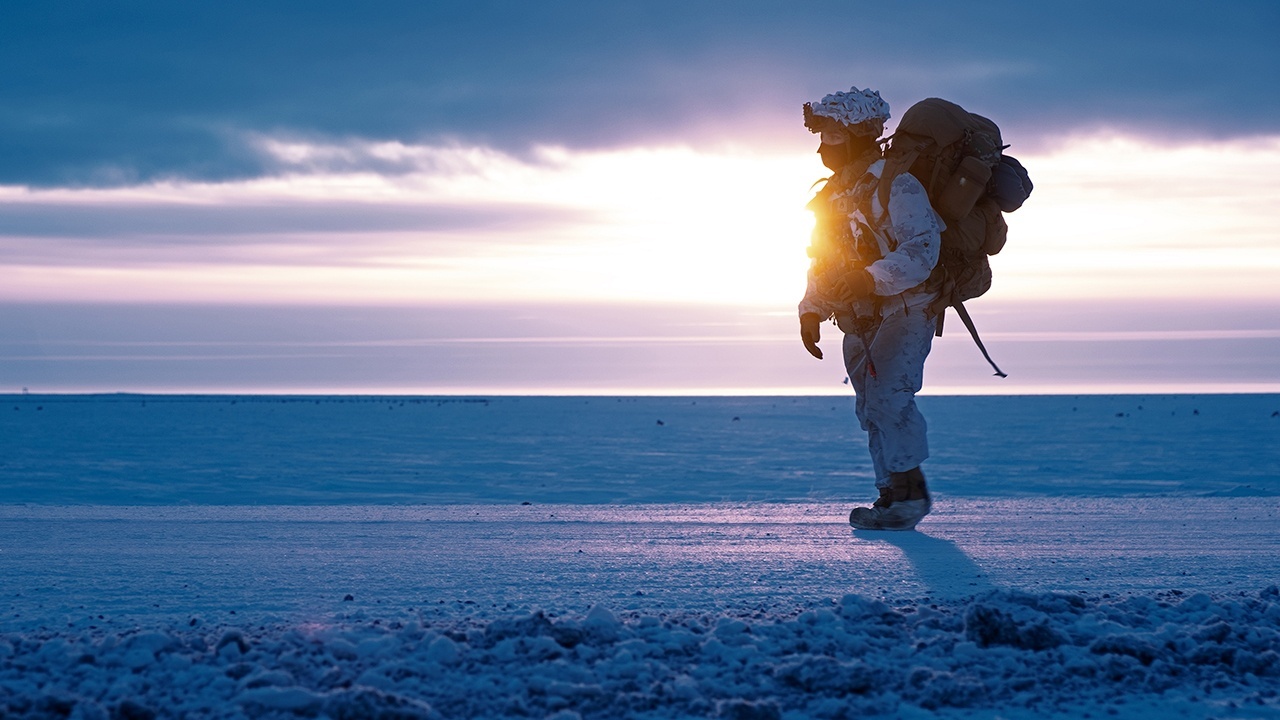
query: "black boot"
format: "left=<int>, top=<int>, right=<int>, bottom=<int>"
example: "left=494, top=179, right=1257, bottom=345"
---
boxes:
left=888, top=467, right=929, bottom=503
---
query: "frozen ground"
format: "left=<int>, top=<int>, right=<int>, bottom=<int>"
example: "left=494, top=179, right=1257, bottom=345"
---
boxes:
left=1, top=394, right=1278, bottom=718
left=2, top=394, right=1278, bottom=503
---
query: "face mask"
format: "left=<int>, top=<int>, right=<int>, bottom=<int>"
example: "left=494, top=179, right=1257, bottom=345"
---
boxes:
left=818, top=142, right=849, bottom=172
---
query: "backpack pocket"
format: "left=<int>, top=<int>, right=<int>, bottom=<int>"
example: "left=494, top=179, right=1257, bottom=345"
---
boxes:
left=941, top=199, right=1006, bottom=260
left=935, top=155, right=992, bottom=222
left=943, top=205, right=988, bottom=256
left=980, top=200, right=1008, bottom=256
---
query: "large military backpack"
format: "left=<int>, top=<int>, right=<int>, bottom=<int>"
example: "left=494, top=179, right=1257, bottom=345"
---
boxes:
left=878, top=97, right=1032, bottom=377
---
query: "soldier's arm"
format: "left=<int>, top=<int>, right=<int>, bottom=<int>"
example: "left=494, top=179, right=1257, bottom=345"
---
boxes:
left=866, top=172, right=943, bottom=296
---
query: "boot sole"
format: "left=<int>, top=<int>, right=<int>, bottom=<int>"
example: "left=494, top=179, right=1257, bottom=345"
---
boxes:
left=848, top=501, right=931, bottom=531
left=848, top=513, right=922, bottom=531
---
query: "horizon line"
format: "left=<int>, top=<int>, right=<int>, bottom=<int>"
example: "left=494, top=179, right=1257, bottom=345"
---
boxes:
left=6, top=383, right=1280, bottom=399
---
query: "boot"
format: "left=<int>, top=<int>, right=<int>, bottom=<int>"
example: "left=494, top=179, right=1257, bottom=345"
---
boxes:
left=872, top=485, right=894, bottom=508
left=849, top=467, right=932, bottom=530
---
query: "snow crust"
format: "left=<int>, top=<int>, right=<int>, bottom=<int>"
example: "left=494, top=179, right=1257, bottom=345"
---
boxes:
left=3, top=394, right=1279, bottom=717
left=3, top=588, right=1279, bottom=719
left=3, top=501, right=1278, bottom=718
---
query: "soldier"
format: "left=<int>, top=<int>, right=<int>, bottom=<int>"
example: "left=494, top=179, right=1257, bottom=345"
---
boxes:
left=798, top=87, right=944, bottom=530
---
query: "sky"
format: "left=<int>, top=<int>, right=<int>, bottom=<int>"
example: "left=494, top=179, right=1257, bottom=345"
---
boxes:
left=2, top=1, right=1278, bottom=395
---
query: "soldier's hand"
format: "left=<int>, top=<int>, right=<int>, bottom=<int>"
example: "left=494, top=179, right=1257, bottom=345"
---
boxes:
left=800, top=313, right=823, bottom=359
left=816, top=264, right=876, bottom=304
left=830, top=267, right=876, bottom=303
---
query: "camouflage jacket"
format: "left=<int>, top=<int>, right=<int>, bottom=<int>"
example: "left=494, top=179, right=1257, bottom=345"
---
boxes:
left=798, top=159, right=944, bottom=325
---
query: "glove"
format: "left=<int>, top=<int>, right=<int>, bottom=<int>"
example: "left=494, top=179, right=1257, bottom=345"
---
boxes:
left=817, top=264, right=876, bottom=304
left=800, top=313, right=823, bottom=359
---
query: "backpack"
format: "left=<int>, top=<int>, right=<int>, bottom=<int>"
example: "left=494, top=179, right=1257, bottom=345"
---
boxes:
left=877, top=97, right=1032, bottom=376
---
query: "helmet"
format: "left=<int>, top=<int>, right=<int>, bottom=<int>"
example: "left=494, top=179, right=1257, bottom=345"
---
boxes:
left=803, top=87, right=891, bottom=137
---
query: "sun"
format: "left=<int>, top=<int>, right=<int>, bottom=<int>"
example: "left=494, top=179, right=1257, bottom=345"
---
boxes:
left=539, top=146, right=822, bottom=306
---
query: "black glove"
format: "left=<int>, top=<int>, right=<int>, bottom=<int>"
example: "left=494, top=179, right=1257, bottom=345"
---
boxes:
left=800, top=313, right=823, bottom=359
left=818, top=265, right=875, bottom=304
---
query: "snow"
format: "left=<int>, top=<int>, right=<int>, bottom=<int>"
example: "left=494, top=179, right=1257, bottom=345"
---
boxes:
left=3, top=394, right=1277, bottom=503
left=1, top=394, right=1279, bottom=718
left=3, top=584, right=1279, bottom=718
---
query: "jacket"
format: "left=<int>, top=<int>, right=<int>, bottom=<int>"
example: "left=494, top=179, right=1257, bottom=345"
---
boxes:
left=798, top=159, right=944, bottom=325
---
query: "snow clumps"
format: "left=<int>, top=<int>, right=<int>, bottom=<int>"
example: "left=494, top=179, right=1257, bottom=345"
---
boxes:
left=2, top=588, right=1279, bottom=718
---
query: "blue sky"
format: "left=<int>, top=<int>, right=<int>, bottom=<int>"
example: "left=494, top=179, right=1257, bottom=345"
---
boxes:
left=2, top=1, right=1278, bottom=394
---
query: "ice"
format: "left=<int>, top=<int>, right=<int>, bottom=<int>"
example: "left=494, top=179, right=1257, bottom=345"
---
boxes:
left=1, top=394, right=1279, bottom=717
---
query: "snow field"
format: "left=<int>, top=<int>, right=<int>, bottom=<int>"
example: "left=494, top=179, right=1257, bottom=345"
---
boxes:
left=4, top=501, right=1275, bottom=631
left=3, top=394, right=1279, bottom=717
left=3, top=587, right=1279, bottom=719
left=3, top=394, right=1278, bottom=504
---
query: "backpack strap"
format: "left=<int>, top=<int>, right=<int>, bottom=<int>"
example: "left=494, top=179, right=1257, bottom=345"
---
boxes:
left=925, top=247, right=1006, bottom=378
left=950, top=301, right=1007, bottom=378
left=877, top=139, right=933, bottom=213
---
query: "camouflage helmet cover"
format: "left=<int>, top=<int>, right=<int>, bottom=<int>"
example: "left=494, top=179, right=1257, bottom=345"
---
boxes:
left=803, top=87, right=891, bottom=137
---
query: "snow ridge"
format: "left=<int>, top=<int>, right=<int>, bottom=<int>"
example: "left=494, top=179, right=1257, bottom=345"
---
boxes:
left=3, top=588, right=1278, bottom=719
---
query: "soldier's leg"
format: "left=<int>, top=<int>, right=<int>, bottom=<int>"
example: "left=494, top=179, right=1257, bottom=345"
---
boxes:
left=847, top=309, right=936, bottom=530
left=842, top=331, right=888, bottom=485
left=862, top=309, right=934, bottom=476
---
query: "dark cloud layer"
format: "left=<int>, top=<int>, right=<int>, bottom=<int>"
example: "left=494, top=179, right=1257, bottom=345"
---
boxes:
left=0, top=202, right=581, bottom=241
left=0, top=200, right=585, bottom=268
left=2, top=0, right=1276, bottom=186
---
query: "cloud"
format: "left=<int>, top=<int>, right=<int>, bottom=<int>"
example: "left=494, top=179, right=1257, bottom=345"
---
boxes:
left=2, top=132, right=1278, bottom=307
left=0, top=201, right=580, bottom=256
left=0, top=139, right=822, bottom=305
left=1, top=1, right=1276, bottom=185
left=0, top=207, right=579, bottom=282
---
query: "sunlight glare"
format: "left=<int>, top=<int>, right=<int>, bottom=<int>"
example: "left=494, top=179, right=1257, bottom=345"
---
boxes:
left=1, top=134, right=1278, bottom=306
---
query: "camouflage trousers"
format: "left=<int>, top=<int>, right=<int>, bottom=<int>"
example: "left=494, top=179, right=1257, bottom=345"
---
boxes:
left=840, top=308, right=934, bottom=488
